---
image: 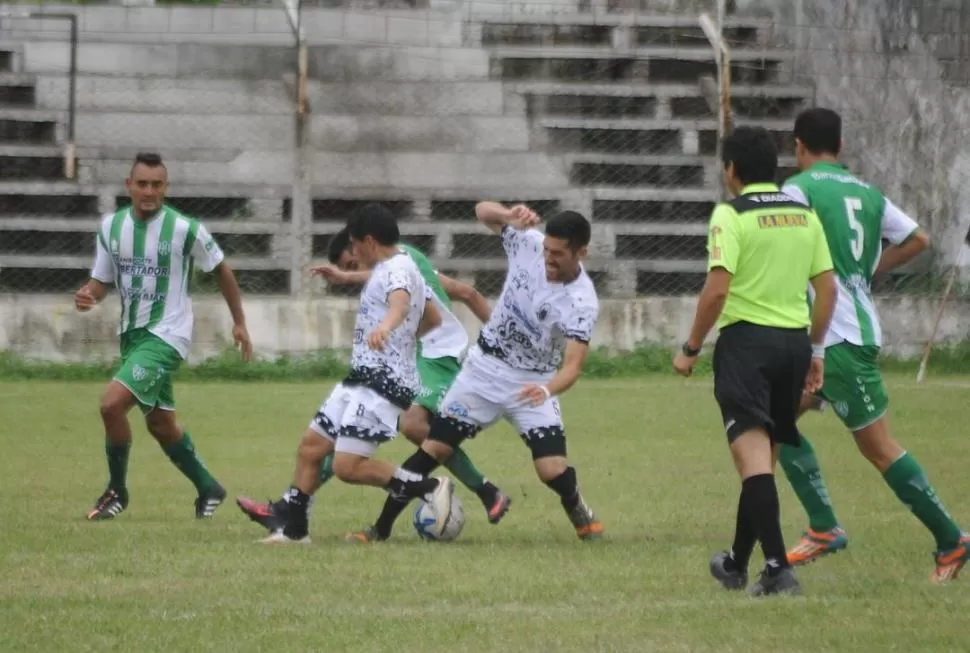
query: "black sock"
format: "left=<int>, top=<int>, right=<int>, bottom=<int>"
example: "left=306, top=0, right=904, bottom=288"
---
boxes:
left=374, top=495, right=409, bottom=540
left=743, top=473, right=789, bottom=572
left=544, top=466, right=580, bottom=511
left=728, top=488, right=756, bottom=572
left=281, top=486, right=311, bottom=538
left=374, top=450, right=444, bottom=538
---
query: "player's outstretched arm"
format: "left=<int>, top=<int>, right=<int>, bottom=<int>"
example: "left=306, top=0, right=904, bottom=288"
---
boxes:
left=310, top=264, right=371, bottom=286
left=214, top=262, right=253, bottom=361
left=417, top=298, right=442, bottom=338
left=437, top=272, right=491, bottom=323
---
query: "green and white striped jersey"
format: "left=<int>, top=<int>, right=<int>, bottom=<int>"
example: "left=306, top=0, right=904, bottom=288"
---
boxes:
left=90, top=205, right=225, bottom=359
left=782, top=162, right=919, bottom=348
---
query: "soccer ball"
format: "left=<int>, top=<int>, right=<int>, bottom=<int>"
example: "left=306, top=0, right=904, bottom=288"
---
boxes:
left=412, top=492, right=465, bottom=542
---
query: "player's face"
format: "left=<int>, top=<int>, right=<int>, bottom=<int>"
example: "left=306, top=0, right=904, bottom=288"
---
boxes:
left=543, top=235, right=585, bottom=282
left=349, top=235, right=377, bottom=267
left=335, top=248, right=359, bottom=271
left=125, top=164, right=167, bottom=217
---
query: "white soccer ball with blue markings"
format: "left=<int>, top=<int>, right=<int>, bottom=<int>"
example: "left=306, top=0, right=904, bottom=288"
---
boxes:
left=412, top=492, right=465, bottom=542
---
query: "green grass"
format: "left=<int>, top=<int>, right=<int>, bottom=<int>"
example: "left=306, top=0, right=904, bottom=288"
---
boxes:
left=2, top=375, right=970, bottom=652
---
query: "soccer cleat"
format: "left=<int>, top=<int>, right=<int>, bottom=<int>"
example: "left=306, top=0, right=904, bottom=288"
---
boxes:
left=195, top=482, right=227, bottom=519
left=86, top=488, right=129, bottom=521
left=481, top=482, right=512, bottom=525
left=345, top=526, right=386, bottom=544
left=709, top=551, right=748, bottom=590
left=566, top=494, right=604, bottom=540
left=260, top=529, right=311, bottom=545
left=786, top=527, right=849, bottom=566
left=236, top=495, right=287, bottom=532
left=748, top=566, right=803, bottom=597
left=425, top=476, right=455, bottom=523
left=931, top=534, right=970, bottom=584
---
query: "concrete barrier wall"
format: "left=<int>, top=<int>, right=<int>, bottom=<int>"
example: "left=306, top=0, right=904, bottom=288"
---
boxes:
left=2, top=294, right=967, bottom=363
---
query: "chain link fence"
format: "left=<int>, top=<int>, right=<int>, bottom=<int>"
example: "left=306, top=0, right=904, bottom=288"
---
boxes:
left=0, top=0, right=968, bottom=306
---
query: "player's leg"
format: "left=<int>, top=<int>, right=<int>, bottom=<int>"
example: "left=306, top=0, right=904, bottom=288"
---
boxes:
left=708, top=326, right=801, bottom=597
left=87, top=377, right=138, bottom=520
left=138, top=344, right=226, bottom=518
left=236, top=386, right=345, bottom=542
left=830, top=345, right=968, bottom=582
left=507, top=397, right=602, bottom=541
left=780, top=393, right=847, bottom=566
left=345, top=364, right=500, bottom=543
left=409, top=355, right=511, bottom=521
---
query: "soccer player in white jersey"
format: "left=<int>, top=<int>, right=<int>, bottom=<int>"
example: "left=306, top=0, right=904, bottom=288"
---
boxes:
left=74, top=152, right=252, bottom=521
left=362, top=202, right=605, bottom=541
left=237, top=204, right=453, bottom=544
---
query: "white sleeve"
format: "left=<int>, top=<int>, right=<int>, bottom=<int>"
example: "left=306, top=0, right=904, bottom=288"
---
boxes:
left=501, top=225, right=543, bottom=262
left=881, top=198, right=920, bottom=245
left=563, top=295, right=599, bottom=345
left=190, top=222, right=225, bottom=273
left=90, top=229, right=115, bottom=283
left=383, top=257, right=416, bottom=300
left=781, top=183, right=810, bottom=207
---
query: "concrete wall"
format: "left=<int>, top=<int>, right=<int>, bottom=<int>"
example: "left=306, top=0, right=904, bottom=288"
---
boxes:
left=2, top=294, right=966, bottom=363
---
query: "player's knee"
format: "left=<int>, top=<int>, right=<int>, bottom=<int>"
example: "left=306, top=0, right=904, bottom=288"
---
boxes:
left=332, top=452, right=364, bottom=483
left=99, top=389, right=131, bottom=421
left=145, top=410, right=180, bottom=444
left=399, top=409, right=430, bottom=444
left=534, top=455, right=568, bottom=483
left=421, top=438, right=453, bottom=463
left=298, top=429, right=332, bottom=465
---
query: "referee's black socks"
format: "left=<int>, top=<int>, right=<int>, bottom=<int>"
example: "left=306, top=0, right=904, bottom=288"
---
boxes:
left=742, top=473, right=790, bottom=573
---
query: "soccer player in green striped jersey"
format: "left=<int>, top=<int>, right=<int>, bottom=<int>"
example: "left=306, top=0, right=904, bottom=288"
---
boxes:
left=74, top=152, right=252, bottom=522
left=778, top=109, right=968, bottom=583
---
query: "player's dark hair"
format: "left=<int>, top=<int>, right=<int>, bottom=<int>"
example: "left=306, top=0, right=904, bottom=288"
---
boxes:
left=793, top=108, right=842, bottom=156
left=327, top=228, right=351, bottom=264
left=131, top=151, right=165, bottom=175
left=545, top=210, right=591, bottom=251
left=721, top=126, right=778, bottom=185
left=346, top=203, right=400, bottom=246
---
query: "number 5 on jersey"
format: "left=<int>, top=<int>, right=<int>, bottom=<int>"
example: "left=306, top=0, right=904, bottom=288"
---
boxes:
left=844, top=197, right=864, bottom=261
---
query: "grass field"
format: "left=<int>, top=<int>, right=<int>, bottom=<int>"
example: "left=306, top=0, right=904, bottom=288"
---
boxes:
left=2, top=375, right=969, bottom=653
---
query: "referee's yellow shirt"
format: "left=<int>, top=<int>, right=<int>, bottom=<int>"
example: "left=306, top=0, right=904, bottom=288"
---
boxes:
left=708, top=182, right=834, bottom=330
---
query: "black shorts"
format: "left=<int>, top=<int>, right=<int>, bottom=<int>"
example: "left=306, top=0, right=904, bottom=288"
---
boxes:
left=712, top=321, right=811, bottom=446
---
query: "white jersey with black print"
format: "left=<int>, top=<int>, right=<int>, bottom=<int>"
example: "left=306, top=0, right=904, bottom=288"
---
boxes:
left=343, top=250, right=431, bottom=409
left=476, top=225, right=599, bottom=379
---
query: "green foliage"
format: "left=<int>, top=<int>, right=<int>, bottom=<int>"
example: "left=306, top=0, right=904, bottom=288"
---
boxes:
left=3, top=341, right=969, bottom=382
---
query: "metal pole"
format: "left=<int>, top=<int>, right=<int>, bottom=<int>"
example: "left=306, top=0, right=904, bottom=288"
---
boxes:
left=65, top=13, right=77, bottom=179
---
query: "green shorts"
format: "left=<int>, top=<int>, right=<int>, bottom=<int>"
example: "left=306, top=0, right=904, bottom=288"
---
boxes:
left=816, top=342, right=889, bottom=432
left=114, top=328, right=183, bottom=415
left=415, top=355, right=461, bottom=413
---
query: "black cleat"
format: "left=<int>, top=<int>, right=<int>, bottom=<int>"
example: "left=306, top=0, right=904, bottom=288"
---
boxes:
left=86, top=488, right=129, bottom=521
left=195, top=482, right=227, bottom=519
left=748, top=566, right=803, bottom=597
left=709, top=551, right=748, bottom=590
left=481, top=482, right=512, bottom=525
left=236, top=495, right=287, bottom=532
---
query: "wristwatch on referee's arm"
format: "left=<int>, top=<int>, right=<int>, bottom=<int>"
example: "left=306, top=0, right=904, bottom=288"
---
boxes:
left=681, top=342, right=701, bottom=358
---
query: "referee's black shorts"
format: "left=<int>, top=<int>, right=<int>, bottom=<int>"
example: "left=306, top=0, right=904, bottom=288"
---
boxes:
left=712, top=321, right=811, bottom=446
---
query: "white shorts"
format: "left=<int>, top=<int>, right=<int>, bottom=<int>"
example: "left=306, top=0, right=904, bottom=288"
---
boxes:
left=434, top=347, right=566, bottom=459
left=309, top=383, right=402, bottom=458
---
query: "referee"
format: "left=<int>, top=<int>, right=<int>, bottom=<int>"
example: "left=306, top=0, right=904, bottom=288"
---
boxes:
left=673, top=126, right=837, bottom=597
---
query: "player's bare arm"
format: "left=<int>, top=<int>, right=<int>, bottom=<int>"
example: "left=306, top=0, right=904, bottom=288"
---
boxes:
left=368, top=288, right=411, bottom=350
left=519, top=338, right=591, bottom=407
left=437, top=272, right=492, bottom=323
left=804, top=269, right=837, bottom=392
left=311, top=264, right=370, bottom=286
left=875, top=228, right=930, bottom=275
left=74, top=279, right=109, bottom=312
left=214, top=261, right=252, bottom=361
left=673, top=267, right=732, bottom=377
left=416, top=298, right=442, bottom=339
left=474, top=201, right=540, bottom=235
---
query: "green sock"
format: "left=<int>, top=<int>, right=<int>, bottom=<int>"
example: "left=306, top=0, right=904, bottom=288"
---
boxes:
left=162, top=432, right=217, bottom=494
left=779, top=432, right=840, bottom=532
left=883, top=452, right=963, bottom=551
left=319, top=453, right=334, bottom=487
left=105, top=440, right=131, bottom=498
left=444, top=447, right=486, bottom=493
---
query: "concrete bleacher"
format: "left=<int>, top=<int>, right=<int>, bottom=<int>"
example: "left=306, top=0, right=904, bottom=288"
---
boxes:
left=0, top=5, right=809, bottom=298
